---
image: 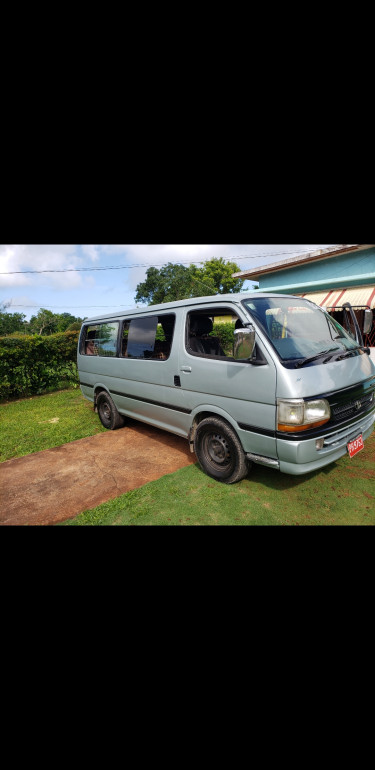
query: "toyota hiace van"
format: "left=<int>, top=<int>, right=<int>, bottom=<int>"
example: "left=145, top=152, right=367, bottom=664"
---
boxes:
left=77, top=293, right=375, bottom=483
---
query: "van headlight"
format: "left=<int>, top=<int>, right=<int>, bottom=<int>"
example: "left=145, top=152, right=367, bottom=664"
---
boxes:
left=277, top=398, right=330, bottom=432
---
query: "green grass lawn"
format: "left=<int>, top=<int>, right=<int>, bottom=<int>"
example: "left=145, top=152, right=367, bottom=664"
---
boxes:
left=60, top=428, right=375, bottom=526
left=0, top=388, right=106, bottom=461
left=1, top=388, right=374, bottom=525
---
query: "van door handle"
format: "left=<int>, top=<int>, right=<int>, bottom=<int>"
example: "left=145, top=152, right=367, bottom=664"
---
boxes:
left=180, top=366, right=192, bottom=373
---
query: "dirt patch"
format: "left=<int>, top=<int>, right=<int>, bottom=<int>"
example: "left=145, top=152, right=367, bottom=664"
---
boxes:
left=0, top=420, right=196, bottom=526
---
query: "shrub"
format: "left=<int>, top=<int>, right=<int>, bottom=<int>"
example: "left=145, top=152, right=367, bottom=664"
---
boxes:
left=211, top=322, right=236, bottom=355
left=0, top=330, right=79, bottom=399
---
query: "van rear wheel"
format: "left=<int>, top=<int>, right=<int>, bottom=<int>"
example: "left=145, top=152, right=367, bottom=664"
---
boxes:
left=194, top=417, right=249, bottom=484
left=97, top=392, right=125, bottom=430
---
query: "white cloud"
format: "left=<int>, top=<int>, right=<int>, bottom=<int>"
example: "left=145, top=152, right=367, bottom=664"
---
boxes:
left=81, top=245, right=101, bottom=262
left=122, top=244, right=223, bottom=264
left=0, top=244, right=84, bottom=290
left=0, top=245, right=31, bottom=288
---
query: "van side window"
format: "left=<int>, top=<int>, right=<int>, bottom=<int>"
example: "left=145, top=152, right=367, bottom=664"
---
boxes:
left=121, top=314, right=175, bottom=360
left=186, top=309, right=243, bottom=359
left=82, top=322, right=119, bottom=356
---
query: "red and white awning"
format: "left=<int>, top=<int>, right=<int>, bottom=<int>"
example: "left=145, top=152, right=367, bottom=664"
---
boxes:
left=299, top=286, right=375, bottom=309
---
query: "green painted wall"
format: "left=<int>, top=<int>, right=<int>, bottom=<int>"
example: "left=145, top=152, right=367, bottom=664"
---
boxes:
left=256, top=246, right=375, bottom=294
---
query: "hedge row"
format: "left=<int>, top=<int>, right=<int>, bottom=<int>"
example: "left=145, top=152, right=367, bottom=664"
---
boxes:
left=0, top=331, right=79, bottom=399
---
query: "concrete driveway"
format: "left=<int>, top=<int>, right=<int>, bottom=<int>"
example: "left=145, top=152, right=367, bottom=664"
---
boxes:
left=0, top=420, right=196, bottom=526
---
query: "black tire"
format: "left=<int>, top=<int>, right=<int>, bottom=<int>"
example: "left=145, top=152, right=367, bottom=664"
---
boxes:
left=193, top=417, right=249, bottom=484
left=96, top=391, right=125, bottom=430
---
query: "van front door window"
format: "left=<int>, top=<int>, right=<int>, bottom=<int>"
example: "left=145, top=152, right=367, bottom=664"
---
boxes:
left=187, top=309, right=243, bottom=359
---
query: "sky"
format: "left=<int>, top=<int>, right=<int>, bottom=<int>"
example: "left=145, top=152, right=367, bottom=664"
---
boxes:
left=0, top=244, right=338, bottom=321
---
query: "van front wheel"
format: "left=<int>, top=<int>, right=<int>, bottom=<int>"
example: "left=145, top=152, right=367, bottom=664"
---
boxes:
left=194, top=417, right=249, bottom=484
left=97, top=392, right=125, bottom=430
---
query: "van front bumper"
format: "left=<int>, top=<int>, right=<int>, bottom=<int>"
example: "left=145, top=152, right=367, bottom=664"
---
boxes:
left=276, top=409, right=375, bottom=475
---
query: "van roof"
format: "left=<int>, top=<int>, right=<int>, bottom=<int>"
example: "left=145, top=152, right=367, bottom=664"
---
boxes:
left=82, top=291, right=304, bottom=323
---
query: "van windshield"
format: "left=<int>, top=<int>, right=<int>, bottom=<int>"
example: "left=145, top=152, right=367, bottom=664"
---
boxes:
left=243, top=297, right=359, bottom=366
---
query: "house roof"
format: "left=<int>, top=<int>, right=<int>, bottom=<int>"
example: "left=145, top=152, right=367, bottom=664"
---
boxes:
left=232, top=244, right=374, bottom=280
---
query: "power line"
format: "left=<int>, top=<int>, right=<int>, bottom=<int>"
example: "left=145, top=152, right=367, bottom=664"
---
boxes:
left=8, top=304, right=146, bottom=309
left=0, top=247, right=330, bottom=275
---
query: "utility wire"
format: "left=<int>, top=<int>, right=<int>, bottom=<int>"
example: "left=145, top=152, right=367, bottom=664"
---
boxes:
left=8, top=304, right=147, bottom=309
left=0, top=247, right=334, bottom=275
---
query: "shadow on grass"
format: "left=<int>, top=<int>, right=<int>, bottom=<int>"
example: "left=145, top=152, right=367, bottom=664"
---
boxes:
left=248, top=461, right=337, bottom=490
left=192, top=452, right=339, bottom=491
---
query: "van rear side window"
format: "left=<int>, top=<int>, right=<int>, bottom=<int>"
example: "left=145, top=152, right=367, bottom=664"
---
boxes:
left=81, top=322, right=119, bottom=356
left=121, top=314, right=175, bottom=360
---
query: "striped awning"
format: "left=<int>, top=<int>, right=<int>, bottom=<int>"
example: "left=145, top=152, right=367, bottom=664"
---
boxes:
left=299, top=286, right=375, bottom=309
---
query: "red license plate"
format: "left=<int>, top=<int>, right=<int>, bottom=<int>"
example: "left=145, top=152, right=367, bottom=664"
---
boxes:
left=347, top=434, right=364, bottom=458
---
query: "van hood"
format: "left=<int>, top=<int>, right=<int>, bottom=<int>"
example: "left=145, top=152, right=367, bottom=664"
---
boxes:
left=276, top=351, right=375, bottom=400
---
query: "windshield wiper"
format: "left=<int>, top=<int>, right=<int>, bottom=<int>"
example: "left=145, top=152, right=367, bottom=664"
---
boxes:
left=294, top=347, right=341, bottom=368
left=328, top=346, right=370, bottom=360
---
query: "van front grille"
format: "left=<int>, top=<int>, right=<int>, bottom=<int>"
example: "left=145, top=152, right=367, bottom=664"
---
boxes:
left=331, top=391, right=374, bottom=422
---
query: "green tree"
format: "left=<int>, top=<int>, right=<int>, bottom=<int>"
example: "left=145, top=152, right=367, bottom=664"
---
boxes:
left=54, top=313, right=85, bottom=332
left=27, top=309, right=85, bottom=335
left=135, top=258, right=244, bottom=305
left=135, top=263, right=198, bottom=305
left=0, top=310, right=27, bottom=335
left=197, top=257, right=245, bottom=294
left=28, top=309, right=59, bottom=335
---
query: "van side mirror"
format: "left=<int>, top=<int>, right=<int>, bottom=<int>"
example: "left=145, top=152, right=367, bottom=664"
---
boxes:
left=233, top=327, right=256, bottom=360
left=363, top=308, right=372, bottom=335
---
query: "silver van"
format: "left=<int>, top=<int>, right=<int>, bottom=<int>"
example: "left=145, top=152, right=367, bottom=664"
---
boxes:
left=77, top=293, right=375, bottom=484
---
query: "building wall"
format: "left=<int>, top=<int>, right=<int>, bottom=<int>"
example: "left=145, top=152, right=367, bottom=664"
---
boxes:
left=252, top=246, right=375, bottom=358
left=256, top=246, right=375, bottom=295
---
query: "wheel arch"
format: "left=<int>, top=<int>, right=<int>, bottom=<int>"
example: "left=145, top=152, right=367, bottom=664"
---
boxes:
left=93, top=384, right=111, bottom=412
left=188, top=405, right=242, bottom=450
